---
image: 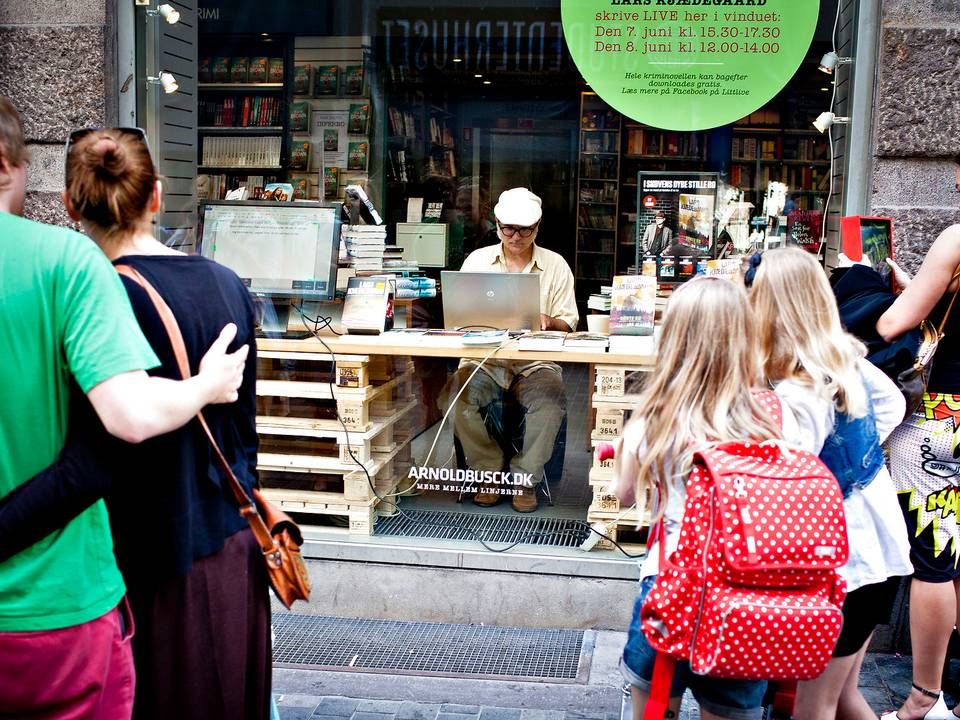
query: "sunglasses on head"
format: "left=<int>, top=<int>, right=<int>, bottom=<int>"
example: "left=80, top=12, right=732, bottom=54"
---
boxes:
left=64, top=127, right=152, bottom=183
left=497, top=221, right=538, bottom=238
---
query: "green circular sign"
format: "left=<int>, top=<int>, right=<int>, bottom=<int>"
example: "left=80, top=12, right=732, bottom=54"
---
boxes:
left=561, top=1, right=820, bottom=131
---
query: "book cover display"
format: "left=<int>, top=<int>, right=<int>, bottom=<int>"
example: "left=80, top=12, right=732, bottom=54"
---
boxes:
left=263, top=182, right=294, bottom=202
left=341, top=276, right=394, bottom=334
left=343, top=65, right=365, bottom=95
left=323, top=166, right=339, bottom=199
left=212, top=56, right=231, bottom=83
left=249, top=57, right=268, bottom=84
left=347, top=141, right=368, bottom=171
left=609, top=275, right=656, bottom=336
left=289, top=101, right=310, bottom=132
left=348, top=103, right=370, bottom=135
left=289, top=139, right=311, bottom=171
left=314, top=65, right=339, bottom=95
left=290, top=176, right=310, bottom=200
left=230, top=57, right=249, bottom=83
left=292, top=64, right=312, bottom=95
left=267, top=58, right=284, bottom=83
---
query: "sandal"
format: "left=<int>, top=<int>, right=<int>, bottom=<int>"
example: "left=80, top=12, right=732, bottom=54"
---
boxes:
left=881, top=684, right=953, bottom=720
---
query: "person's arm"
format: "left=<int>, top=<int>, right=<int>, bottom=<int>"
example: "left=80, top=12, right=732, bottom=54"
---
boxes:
left=541, top=260, right=578, bottom=332
left=86, top=323, right=248, bottom=444
left=877, top=224, right=960, bottom=341
left=0, top=399, right=109, bottom=562
left=859, top=358, right=906, bottom=442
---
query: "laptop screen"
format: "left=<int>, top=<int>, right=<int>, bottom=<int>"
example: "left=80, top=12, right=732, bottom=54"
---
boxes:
left=440, top=271, right=541, bottom=331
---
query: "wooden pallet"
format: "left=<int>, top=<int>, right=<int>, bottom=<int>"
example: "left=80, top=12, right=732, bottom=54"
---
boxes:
left=259, top=488, right=379, bottom=534
left=594, top=365, right=649, bottom=398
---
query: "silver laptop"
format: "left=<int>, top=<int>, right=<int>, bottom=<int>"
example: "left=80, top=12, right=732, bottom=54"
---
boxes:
left=441, top=271, right=541, bottom=331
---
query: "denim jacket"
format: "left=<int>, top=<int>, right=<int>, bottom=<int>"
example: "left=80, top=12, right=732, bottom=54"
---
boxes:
left=818, top=384, right=885, bottom=499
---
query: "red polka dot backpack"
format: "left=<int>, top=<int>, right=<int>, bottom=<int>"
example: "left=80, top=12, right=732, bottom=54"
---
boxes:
left=641, top=392, right=849, bottom=719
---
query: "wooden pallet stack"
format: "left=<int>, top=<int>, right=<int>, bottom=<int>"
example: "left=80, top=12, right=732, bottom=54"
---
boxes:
left=586, top=364, right=650, bottom=551
left=255, top=349, right=416, bottom=534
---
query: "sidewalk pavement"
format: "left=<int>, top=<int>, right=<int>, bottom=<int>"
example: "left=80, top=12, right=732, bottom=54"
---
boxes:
left=274, top=650, right=950, bottom=720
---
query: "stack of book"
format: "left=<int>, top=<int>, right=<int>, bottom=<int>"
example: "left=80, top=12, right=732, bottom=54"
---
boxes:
left=340, top=224, right=387, bottom=275
left=517, top=331, right=567, bottom=352
left=394, top=276, right=437, bottom=299
left=563, top=332, right=609, bottom=353
left=588, top=285, right=612, bottom=312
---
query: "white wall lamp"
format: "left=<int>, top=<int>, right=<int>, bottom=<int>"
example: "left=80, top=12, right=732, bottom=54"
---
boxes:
left=146, top=3, right=180, bottom=24
left=818, top=51, right=852, bottom=75
left=147, top=71, right=179, bottom=94
left=812, top=111, right=850, bottom=134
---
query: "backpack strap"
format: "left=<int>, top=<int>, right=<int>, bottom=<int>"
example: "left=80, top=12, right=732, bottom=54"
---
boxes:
left=753, top=389, right=783, bottom=430
left=643, top=652, right=676, bottom=720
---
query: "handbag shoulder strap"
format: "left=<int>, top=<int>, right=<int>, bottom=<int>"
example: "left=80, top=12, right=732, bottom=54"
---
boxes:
left=936, top=263, right=960, bottom=336
left=114, top=263, right=275, bottom=553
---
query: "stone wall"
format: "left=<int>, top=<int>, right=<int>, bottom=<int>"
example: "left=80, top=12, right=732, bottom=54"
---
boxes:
left=0, top=0, right=109, bottom=226
left=874, top=0, right=960, bottom=271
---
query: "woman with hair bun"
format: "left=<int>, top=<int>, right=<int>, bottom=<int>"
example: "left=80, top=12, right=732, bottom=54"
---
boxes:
left=0, top=127, right=271, bottom=720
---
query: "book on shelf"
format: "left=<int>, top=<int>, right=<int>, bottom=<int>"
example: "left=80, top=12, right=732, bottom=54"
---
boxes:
left=263, top=182, right=294, bottom=202
left=322, top=166, right=339, bottom=199
left=212, top=57, right=231, bottom=83
left=290, top=175, right=310, bottom=201
left=249, top=57, right=268, bottom=84
left=348, top=102, right=370, bottom=135
left=517, top=331, right=567, bottom=351
left=267, top=58, right=284, bottom=83
left=347, top=141, right=368, bottom=171
left=288, top=139, right=311, bottom=171
left=198, top=57, right=212, bottom=83
left=341, top=276, right=393, bottom=334
left=230, top=57, right=249, bottom=83
left=563, top=332, right=609, bottom=352
left=343, top=65, right=365, bottom=95
left=587, top=293, right=612, bottom=312
left=292, top=64, right=312, bottom=95
left=609, top=275, right=656, bottom=336
left=314, top=64, right=339, bottom=96
left=288, top=101, right=310, bottom=132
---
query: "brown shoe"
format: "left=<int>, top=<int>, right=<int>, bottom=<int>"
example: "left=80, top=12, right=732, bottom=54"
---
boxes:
left=512, top=485, right=538, bottom=513
left=473, top=490, right=501, bottom=507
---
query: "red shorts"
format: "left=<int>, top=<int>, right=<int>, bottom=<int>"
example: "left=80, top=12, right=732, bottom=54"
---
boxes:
left=0, top=599, right=135, bottom=719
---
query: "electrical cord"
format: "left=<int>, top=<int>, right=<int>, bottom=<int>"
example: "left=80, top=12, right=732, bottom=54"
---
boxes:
left=302, top=327, right=643, bottom=556
left=817, top=0, right=843, bottom=260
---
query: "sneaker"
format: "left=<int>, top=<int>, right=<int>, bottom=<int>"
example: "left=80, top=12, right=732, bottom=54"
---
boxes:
left=512, top=485, right=538, bottom=513
left=473, top=490, right=501, bottom=507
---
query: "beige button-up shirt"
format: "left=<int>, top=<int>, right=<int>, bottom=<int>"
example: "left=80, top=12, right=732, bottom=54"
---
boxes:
left=458, top=242, right=578, bottom=388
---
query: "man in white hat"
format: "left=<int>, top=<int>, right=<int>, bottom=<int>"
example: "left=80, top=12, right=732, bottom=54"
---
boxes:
left=452, top=187, right=577, bottom=512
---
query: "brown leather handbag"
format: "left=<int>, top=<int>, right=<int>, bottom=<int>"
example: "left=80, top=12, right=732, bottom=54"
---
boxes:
left=116, top=264, right=311, bottom=609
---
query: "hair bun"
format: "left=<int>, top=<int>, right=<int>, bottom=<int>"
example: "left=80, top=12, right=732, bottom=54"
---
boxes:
left=89, top=136, right=126, bottom=178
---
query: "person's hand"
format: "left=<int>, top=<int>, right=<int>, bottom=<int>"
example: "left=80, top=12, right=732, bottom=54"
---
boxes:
left=540, top=314, right=559, bottom=331
left=886, top=258, right=911, bottom=294
left=198, top=323, right=249, bottom=404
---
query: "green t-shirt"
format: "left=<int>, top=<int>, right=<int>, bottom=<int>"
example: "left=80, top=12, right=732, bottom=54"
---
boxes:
left=0, top=212, right=159, bottom=631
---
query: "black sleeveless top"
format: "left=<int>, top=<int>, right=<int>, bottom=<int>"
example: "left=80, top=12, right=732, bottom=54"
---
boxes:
left=927, top=290, right=960, bottom=394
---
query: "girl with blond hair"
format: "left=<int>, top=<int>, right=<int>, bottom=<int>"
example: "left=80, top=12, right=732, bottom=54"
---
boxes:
left=611, top=276, right=785, bottom=720
left=748, top=247, right=912, bottom=720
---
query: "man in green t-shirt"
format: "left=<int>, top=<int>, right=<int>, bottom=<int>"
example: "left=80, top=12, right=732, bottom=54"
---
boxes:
left=0, top=97, right=248, bottom=718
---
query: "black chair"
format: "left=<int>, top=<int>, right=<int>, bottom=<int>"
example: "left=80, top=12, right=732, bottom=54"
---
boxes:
left=453, top=396, right=567, bottom=505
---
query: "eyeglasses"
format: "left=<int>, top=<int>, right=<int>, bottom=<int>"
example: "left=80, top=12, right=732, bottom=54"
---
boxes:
left=497, top=221, right=538, bottom=239
left=743, top=251, right=763, bottom=288
left=64, top=127, right=152, bottom=184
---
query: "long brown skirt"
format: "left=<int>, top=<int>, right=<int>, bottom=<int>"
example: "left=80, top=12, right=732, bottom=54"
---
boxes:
left=126, top=530, right=272, bottom=720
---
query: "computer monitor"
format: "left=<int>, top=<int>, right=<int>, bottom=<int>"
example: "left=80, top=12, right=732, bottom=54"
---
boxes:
left=199, top=200, right=341, bottom=335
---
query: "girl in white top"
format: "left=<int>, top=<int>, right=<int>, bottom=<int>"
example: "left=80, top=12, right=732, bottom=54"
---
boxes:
left=748, top=247, right=912, bottom=720
left=611, top=277, right=782, bottom=720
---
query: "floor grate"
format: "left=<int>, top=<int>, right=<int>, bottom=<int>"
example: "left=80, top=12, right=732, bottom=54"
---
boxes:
left=273, top=614, right=590, bottom=682
left=373, top=510, right=590, bottom=548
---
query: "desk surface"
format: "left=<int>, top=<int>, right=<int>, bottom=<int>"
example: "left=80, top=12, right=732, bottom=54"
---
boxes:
left=257, top=334, right=655, bottom=366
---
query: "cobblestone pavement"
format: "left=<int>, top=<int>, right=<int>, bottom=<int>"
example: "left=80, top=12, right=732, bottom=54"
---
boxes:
left=275, top=653, right=959, bottom=720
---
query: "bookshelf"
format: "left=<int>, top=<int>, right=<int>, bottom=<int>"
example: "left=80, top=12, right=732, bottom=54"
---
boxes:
left=196, top=37, right=293, bottom=200
left=729, top=103, right=831, bottom=212
left=575, top=92, right=621, bottom=310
